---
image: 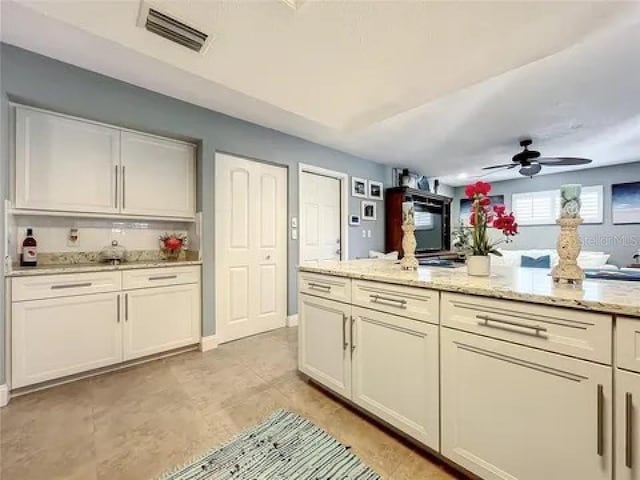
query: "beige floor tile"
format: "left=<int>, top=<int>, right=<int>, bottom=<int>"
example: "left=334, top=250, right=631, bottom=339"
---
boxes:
left=0, top=327, right=471, bottom=480
left=390, top=449, right=466, bottom=479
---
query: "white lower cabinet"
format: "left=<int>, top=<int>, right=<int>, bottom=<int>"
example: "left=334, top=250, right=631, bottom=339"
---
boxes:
left=11, top=267, right=202, bottom=389
left=441, top=327, right=612, bottom=480
left=617, top=369, right=640, bottom=480
left=351, top=306, right=440, bottom=450
left=299, top=290, right=440, bottom=449
left=298, top=294, right=351, bottom=398
left=123, top=284, right=201, bottom=361
left=12, top=292, right=123, bottom=388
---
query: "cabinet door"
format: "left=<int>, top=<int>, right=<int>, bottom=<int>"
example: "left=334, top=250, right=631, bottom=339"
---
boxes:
left=15, top=107, right=120, bottom=213
left=351, top=306, right=439, bottom=450
left=617, top=369, right=640, bottom=480
left=123, top=284, right=201, bottom=361
left=12, top=293, right=122, bottom=388
left=298, top=294, right=351, bottom=399
left=120, top=131, right=196, bottom=218
left=441, top=328, right=612, bottom=480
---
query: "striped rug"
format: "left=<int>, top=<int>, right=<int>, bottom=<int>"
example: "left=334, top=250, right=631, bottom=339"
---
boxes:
left=157, top=410, right=381, bottom=480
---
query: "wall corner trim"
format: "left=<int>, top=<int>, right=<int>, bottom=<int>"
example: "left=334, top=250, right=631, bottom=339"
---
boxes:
left=0, top=384, right=9, bottom=407
left=286, top=314, right=299, bottom=328
left=199, top=335, right=220, bottom=352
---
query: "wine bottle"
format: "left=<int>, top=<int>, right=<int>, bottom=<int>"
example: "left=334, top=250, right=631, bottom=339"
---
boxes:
left=20, top=228, right=37, bottom=267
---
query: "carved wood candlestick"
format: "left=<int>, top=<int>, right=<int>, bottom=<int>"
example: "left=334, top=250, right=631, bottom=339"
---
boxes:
left=400, top=200, right=418, bottom=271
left=401, top=224, right=419, bottom=270
left=551, top=217, right=584, bottom=286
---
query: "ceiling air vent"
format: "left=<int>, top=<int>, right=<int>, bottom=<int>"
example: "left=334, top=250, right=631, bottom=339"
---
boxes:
left=138, top=3, right=211, bottom=53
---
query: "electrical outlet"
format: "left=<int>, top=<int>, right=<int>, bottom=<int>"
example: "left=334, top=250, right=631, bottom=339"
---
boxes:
left=362, top=229, right=366, bottom=238
left=67, top=228, right=80, bottom=247
left=291, top=229, right=298, bottom=240
left=367, top=230, right=372, bottom=238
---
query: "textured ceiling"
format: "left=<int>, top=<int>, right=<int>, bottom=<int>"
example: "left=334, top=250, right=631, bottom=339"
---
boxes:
left=2, top=0, right=640, bottom=185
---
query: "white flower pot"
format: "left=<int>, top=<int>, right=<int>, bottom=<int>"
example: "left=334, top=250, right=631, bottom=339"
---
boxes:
left=467, top=255, right=491, bottom=276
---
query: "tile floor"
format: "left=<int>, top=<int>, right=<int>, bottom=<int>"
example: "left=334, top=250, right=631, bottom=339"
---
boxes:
left=0, top=327, right=463, bottom=480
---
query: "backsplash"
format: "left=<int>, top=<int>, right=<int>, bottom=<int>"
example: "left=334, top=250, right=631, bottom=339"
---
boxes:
left=8, top=216, right=198, bottom=263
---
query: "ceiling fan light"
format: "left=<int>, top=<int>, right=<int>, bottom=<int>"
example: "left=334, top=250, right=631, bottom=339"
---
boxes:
left=519, top=163, right=542, bottom=177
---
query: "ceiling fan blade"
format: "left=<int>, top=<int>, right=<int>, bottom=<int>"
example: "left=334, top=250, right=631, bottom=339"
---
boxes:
left=537, top=157, right=592, bottom=166
left=482, top=163, right=518, bottom=170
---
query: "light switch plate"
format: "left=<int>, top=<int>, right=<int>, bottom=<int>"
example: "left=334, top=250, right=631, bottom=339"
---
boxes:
left=292, top=229, right=298, bottom=240
left=291, top=217, right=298, bottom=228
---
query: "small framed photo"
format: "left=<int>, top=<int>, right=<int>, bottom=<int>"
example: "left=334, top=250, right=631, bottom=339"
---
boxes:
left=352, top=177, right=368, bottom=198
left=361, top=200, right=377, bottom=221
left=368, top=180, right=384, bottom=200
left=349, top=214, right=361, bottom=226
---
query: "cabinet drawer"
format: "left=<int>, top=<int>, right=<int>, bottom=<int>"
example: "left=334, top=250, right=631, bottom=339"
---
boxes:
left=299, top=272, right=351, bottom=303
left=617, top=317, right=640, bottom=373
left=441, top=292, right=612, bottom=364
left=122, top=266, right=200, bottom=290
left=352, top=280, right=439, bottom=324
left=12, top=271, right=122, bottom=302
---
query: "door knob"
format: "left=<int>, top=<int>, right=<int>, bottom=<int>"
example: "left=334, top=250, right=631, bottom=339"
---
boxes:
left=266, top=254, right=271, bottom=260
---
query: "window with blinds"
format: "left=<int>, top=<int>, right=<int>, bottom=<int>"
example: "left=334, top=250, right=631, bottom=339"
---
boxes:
left=512, top=185, right=603, bottom=225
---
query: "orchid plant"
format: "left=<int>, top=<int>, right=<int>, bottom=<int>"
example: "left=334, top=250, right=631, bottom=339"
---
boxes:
left=465, top=181, right=519, bottom=256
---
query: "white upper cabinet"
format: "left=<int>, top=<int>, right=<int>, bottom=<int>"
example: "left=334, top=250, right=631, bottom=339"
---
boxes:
left=121, top=131, right=196, bottom=218
left=14, top=106, right=196, bottom=219
left=15, top=107, right=120, bottom=213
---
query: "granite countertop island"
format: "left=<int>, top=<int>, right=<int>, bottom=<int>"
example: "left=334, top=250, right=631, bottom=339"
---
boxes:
left=299, top=259, right=640, bottom=317
left=5, top=259, right=202, bottom=277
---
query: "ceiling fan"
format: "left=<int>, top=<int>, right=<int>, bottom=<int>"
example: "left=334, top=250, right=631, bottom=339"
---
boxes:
left=482, top=139, right=592, bottom=177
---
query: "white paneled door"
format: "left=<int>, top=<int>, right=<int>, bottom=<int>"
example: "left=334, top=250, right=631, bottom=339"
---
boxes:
left=215, top=153, right=287, bottom=342
left=300, top=171, right=341, bottom=263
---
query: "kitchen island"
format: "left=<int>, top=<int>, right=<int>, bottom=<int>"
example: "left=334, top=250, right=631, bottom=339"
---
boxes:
left=298, top=259, right=640, bottom=480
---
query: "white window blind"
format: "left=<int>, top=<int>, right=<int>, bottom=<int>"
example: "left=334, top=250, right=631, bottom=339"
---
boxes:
left=512, top=185, right=603, bottom=225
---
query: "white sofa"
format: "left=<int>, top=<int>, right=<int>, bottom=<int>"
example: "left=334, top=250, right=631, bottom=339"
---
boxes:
left=492, top=249, right=617, bottom=270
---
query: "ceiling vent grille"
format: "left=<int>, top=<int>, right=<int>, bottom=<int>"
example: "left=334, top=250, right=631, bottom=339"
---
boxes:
left=138, top=4, right=211, bottom=53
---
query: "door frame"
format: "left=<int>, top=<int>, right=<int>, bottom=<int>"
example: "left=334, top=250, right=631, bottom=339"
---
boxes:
left=214, top=151, right=289, bottom=344
left=298, top=163, right=349, bottom=264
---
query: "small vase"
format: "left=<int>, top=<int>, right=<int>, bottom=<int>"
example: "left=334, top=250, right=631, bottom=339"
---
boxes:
left=467, top=255, right=491, bottom=276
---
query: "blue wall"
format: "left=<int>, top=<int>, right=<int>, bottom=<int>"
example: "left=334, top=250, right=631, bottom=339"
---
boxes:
left=0, top=43, right=391, bottom=385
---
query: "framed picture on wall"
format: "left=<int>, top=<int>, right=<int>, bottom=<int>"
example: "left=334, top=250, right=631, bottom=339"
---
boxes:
left=459, top=195, right=505, bottom=225
left=362, top=200, right=377, bottom=221
left=368, top=181, right=384, bottom=200
left=352, top=177, right=368, bottom=198
left=349, top=214, right=361, bottom=226
left=612, top=181, right=640, bottom=224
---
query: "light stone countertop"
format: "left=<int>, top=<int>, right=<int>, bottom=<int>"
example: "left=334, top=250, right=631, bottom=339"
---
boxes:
left=5, top=260, right=203, bottom=277
left=299, top=259, right=640, bottom=317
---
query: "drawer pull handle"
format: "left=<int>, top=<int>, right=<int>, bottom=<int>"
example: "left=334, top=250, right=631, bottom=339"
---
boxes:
left=350, top=316, right=356, bottom=354
left=476, top=314, right=547, bottom=334
left=342, top=313, right=348, bottom=351
left=370, top=294, right=407, bottom=308
left=308, top=282, right=331, bottom=292
left=148, top=275, right=178, bottom=281
left=627, top=392, right=633, bottom=468
left=51, top=282, right=92, bottom=290
left=597, top=384, right=604, bottom=457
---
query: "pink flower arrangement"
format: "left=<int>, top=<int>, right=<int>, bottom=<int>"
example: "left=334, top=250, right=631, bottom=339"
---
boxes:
left=465, top=181, right=518, bottom=256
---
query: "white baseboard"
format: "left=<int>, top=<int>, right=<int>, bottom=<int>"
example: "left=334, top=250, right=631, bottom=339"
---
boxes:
left=200, top=335, right=220, bottom=352
left=286, top=314, right=299, bottom=328
left=0, top=384, right=9, bottom=407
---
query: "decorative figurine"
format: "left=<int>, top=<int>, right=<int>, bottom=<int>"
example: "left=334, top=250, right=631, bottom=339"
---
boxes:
left=400, top=199, right=418, bottom=270
left=551, top=185, right=584, bottom=286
